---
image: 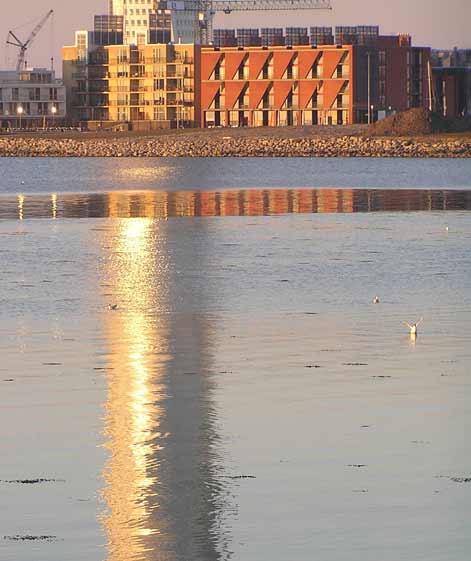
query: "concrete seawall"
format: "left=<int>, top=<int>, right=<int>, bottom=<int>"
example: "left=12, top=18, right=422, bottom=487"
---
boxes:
left=0, top=135, right=470, bottom=158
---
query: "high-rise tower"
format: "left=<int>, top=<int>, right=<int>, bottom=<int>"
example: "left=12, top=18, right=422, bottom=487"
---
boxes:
left=110, top=0, right=201, bottom=45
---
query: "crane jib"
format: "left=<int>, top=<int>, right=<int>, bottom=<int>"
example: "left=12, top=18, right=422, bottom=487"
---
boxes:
left=6, top=9, right=54, bottom=71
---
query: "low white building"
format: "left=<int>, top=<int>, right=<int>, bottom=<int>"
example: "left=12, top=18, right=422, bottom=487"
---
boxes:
left=0, top=68, right=66, bottom=129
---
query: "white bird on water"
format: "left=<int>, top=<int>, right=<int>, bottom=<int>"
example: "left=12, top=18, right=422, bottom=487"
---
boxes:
left=404, top=318, right=423, bottom=335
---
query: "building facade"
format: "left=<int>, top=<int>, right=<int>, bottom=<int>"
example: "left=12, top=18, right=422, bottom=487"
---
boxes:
left=201, top=44, right=354, bottom=127
left=200, top=35, right=431, bottom=127
left=109, top=0, right=201, bottom=44
left=63, top=37, right=200, bottom=128
left=432, top=67, right=471, bottom=117
left=62, top=20, right=432, bottom=129
left=0, top=68, right=65, bottom=129
left=431, top=48, right=471, bottom=117
left=353, top=36, right=431, bottom=122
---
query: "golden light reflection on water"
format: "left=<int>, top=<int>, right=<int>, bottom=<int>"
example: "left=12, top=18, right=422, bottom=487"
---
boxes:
left=51, top=193, right=57, bottom=219
left=17, top=194, right=24, bottom=220
left=101, top=217, right=171, bottom=561
left=98, top=213, right=229, bottom=561
left=117, top=165, right=176, bottom=182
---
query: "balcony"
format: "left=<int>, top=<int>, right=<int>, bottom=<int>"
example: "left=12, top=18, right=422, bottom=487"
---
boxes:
left=88, top=86, right=108, bottom=93
left=173, top=56, right=194, bottom=64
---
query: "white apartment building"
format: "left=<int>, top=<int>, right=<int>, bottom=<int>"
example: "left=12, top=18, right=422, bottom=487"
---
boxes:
left=110, top=0, right=202, bottom=44
left=0, top=68, right=66, bottom=129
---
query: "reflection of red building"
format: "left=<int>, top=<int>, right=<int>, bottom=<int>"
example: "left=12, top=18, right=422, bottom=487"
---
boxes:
left=201, top=45, right=354, bottom=127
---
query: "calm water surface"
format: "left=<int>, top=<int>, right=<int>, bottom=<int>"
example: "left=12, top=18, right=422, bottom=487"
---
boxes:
left=1, top=158, right=471, bottom=561
left=0, top=157, right=471, bottom=193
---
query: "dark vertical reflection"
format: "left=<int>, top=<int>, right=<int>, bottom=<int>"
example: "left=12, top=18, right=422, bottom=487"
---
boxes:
left=99, top=209, right=229, bottom=561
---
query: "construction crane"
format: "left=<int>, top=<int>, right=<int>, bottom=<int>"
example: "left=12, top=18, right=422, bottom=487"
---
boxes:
left=214, top=0, right=332, bottom=14
left=197, top=0, right=332, bottom=44
left=6, top=9, right=54, bottom=71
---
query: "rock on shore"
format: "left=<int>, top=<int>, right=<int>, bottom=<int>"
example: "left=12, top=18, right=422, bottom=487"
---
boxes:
left=0, top=135, right=470, bottom=158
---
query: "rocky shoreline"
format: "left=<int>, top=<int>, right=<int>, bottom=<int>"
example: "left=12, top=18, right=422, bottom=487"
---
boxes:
left=0, top=134, right=470, bottom=157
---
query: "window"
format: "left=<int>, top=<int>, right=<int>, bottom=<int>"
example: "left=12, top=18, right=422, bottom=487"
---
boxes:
left=29, top=88, right=41, bottom=101
left=262, top=62, right=269, bottom=80
left=49, top=88, right=58, bottom=101
left=153, top=106, right=165, bottom=120
left=12, top=88, right=19, bottom=101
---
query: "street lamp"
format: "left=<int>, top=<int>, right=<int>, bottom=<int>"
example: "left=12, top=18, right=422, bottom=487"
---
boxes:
left=367, top=51, right=371, bottom=124
left=370, top=104, right=374, bottom=123
left=51, top=105, right=57, bottom=128
left=17, top=105, right=24, bottom=130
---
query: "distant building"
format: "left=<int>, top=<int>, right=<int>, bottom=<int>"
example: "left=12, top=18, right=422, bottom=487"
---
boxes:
left=432, top=48, right=471, bottom=69
left=432, top=67, right=471, bottom=117
left=431, top=49, right=471, bottom=117
left=0, top=68, right=65, bottom=129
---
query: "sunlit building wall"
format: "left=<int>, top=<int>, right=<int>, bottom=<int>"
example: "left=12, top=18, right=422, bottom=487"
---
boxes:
left=201, top=44, right=354, bottom=127
left=63, top=41, right=200, bottom=128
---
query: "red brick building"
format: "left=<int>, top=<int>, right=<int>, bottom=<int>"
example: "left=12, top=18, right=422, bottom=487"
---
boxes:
left=200, top=32, right=431, bottom=127
left=201, top=45, right=354, bottom=127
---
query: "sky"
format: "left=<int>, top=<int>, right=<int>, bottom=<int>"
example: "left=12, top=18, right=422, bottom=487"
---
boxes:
left=1, top=0, right=470, bottom=74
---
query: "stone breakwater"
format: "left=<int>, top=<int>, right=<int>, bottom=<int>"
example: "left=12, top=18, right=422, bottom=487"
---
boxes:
left=0, top=135, right=470, bottom=158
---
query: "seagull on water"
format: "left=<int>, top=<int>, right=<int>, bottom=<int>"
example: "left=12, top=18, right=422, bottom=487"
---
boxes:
left=404, top=318, right=423, bottom=335
left=373, top=296, right=380, bottom=304
left=108, top=304, right=118, bottom=311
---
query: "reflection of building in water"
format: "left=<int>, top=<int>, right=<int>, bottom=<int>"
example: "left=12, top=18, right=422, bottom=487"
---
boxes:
left=100, top=218, right=228, bottom=561
left=3, top=189, right=471, bottom=220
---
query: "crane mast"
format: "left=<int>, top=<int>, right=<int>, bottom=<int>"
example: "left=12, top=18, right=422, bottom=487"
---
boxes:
left=6, top=9, right=54, bottom=71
